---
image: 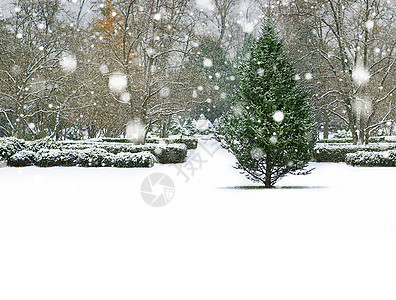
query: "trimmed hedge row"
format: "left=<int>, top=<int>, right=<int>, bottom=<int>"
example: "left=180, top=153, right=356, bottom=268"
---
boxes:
left=145, top=137, right=198, bottom=149
left=345, top=150, right=396, bottom=167
left=60, top=141, right=187, bottom=164
left=0, top=137, right=26, bottom=160
left=1, top=137, right=187, bottom=167
left=8, top=148, right=156, bottom=168
left=314, top=143, right=396, bottom=162
left=98, top=136, right=198, bottom=149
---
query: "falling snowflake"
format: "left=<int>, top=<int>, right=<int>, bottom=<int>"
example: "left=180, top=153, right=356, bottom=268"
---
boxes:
left=153, top=13, right=161, bottom=20
left=203, top=58, right=213, bottom=67
left=304, top=73, right=313, bottom=80
left=16, top=33, right=23, bottom=39
left=273, top=111, right=284, bottom=122
left=59, top=53, right=77, bottom=74
left=352, top=66, right=370, bottom=85
left=108, top=72, right=127, bottom=93
left=365, top=20, right=374, bottom=31
left=269, top=136, right=278, bottom=144
left=100, top=64, right=109, bottom=74
left=294, top=74, right=301, bottom=80
left=126, top=119, right=145, bottom=142
left=120, top=92, right=131, bottom=103
left=250, top=147, right=264, bottom=160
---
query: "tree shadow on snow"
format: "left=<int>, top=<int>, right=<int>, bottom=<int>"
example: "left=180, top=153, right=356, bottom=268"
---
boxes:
left=220, top=185, right=326, bottom=190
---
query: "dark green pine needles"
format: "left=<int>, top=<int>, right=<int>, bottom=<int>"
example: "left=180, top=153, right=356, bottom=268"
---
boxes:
left=220, top=25, right=317, bottom=188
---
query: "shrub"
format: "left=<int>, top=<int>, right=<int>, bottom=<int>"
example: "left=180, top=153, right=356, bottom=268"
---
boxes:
left=146, top=137, right=198, bottom=149
left=34, top=148, right=156, bottom=168
left=112, top=152, right=156, bottom=168
left=75, top=148, right=113, bottom=167
left=345, top=150, right=396, bottom=167
left=8, top=150, right=36, bottom=167
left=60, top=141, right=188, bottom=163
left=153, top=143, right=187, bottom=164
left=314, top=143, right=396, bottom=162
left=35, top=149, right=80, bottom=167
left=26, top=139, right=61, bottom=152
left=0, top=137, right=26, bottom=160
left=333, top=129, right=352, bottom=139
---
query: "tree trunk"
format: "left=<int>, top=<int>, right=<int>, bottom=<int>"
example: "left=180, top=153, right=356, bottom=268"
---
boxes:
left=264, top=157, right=272, bottom=188
left=323, top=111, right=329, bottom=139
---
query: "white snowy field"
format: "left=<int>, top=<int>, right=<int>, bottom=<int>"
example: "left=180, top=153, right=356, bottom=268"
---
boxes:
left=1, top=139, right=396, bottom=300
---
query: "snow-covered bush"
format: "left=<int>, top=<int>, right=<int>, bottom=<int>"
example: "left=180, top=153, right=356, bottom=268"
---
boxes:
left=8, top=150, right=36, bottom=167
left=60, top=141, right=187, bottom=163
left=35, top=149, right=80, bottom=167
left=75, top=148, right=113, bottom=167
left=145, top=137, right=198, bottom=149
left=333, top=129, right=352, bottom=139
left=154, top=143, right=187, bottom=164
left=111, top=152, right=156, bottom=168
left=195, top=114, right=213, bottom=135
left=345, top=150, right=396, bottom=167
left=97, top=136, right=198, bottom=149
left=26, top=139, right=61, bottom=152
left=34, top=148, right=156, bottom=168
left=314, top=143, right=396, bottom=162
left=0, top=137, right=26, bottom=160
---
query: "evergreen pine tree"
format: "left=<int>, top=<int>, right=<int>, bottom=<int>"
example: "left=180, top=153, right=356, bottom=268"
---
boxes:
left=195, top=114, right=213, bottom=134
left=182, top=117, right=197, bottom=136
left=168, top=115, right=182, bottom=135
left=220, top=25, right=316, bottom=188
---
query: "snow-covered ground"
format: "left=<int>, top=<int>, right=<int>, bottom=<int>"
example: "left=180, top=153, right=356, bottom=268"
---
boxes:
left=1, top=139, right=396, bottom=299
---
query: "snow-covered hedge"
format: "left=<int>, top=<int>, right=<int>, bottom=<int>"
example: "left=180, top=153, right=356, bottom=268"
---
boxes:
left=25, top=139, right=61, bottom=152
left=99, top=137, right=198, bottom=150
left=8, top=150, right=36, bottom=167
left=0, top=137, right=26, bottom=160
left=34, top=148, right=155, bottom=168
left=111, top=152, right=156, bottom=168
left=0, top=137, right=186, bottom=166
left=60, top=141, right=187, bottom=163
left=35, top=149, right=81, bottom=167
left=345, top=150, right=396, bottom=167
left=314, top=143, right=396, bottom=162
left=145, top=137, right=198, bottom=149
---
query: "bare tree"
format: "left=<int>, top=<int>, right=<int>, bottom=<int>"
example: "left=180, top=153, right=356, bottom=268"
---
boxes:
left=279, top=0, right=395, bottom=144
left=92, top=0, right=203, bottom=143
